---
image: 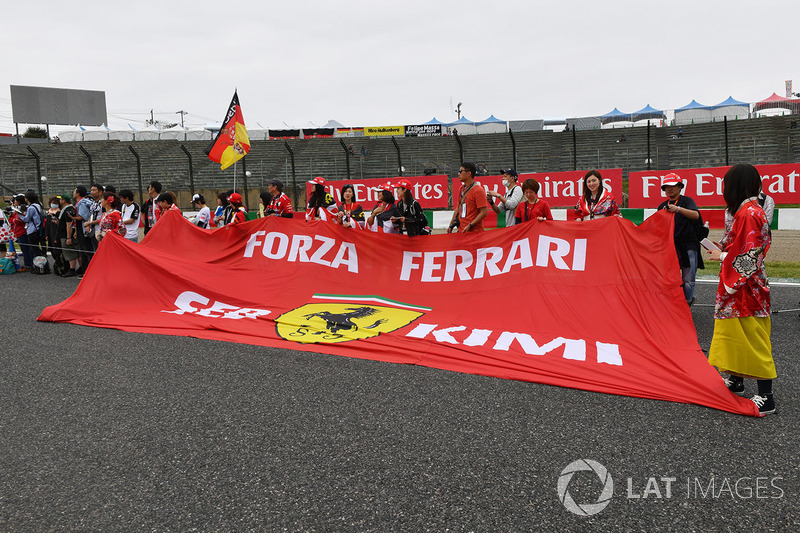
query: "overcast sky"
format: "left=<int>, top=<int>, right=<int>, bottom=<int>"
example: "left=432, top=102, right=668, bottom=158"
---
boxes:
left=1, top=0, right=797, bottom=133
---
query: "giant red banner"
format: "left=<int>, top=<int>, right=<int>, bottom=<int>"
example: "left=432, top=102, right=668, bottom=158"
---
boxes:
left=629, top=163, right=800, bottom=208
left=39, top=211, right=757, bottom=416
left=306, top=175, right=449, bottom=209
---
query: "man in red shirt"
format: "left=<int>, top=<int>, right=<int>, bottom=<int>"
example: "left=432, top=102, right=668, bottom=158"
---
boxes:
left=448, top=162, right=488, bottom=233
left=266, top=179, right=293, bottom=218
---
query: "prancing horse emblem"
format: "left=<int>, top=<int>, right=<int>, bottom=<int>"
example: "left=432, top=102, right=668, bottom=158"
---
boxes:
left=301, top=306, right=388, bottom=334
left=276, top=301, right=426, bottom=345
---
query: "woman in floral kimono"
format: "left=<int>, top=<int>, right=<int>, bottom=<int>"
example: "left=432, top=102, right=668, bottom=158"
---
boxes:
left=574, top=170, right=620, bottom=221
left=707, top=164, right=776, bottom=416
left=98, top=193, right=127, bottom=241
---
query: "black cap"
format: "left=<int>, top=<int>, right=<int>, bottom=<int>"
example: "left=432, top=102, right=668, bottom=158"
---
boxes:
left=499, top=168, right=518, bottom=178
left=269, top=179, right=283, bottom=188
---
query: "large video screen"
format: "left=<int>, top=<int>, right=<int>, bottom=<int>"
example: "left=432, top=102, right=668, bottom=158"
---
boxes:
left=10, top=85, right=108, bottom=126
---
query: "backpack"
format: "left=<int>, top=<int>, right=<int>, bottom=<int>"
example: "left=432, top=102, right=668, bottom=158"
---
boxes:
left=0, top=257, right=15, bottom=274
left=31, top=255, right=50, bottom=275
left=32, top=204, right=47, bottom=242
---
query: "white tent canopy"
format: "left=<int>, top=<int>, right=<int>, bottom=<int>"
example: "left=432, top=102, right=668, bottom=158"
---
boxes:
left=134, top=124, right=161, bottom=141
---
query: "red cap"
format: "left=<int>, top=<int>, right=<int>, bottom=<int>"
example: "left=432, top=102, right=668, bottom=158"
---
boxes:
left=661, top=173, right=684, bottom=189
left=228, top=192, right=243, bottom=203
left=308, top=176, right=325, bottom=186
left=375, top=181, right=394, bottom=193
left=394, top=178, right=412, bottom=189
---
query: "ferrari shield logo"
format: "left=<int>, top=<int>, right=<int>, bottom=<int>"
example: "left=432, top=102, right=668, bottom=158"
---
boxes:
left=276, top=295, right=430, bottom=344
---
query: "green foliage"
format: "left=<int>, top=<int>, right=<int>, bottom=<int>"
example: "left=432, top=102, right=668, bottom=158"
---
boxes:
left=22, top=126, right=48, bottom=139
left=700, top=261, right=800, bottom=281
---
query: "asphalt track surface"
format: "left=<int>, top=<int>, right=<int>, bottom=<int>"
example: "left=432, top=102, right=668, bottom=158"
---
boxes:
left=1, top=272, right=799, bottom=532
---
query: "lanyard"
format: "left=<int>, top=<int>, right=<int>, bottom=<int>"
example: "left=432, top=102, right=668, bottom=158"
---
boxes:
left=524, top=200, right=538, bottom=221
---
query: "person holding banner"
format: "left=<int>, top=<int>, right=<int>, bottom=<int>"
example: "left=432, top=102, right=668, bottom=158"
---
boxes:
left=366, top=183, right=400, bottom=233
left=306, top=177, right=339, bottom=222
left=393, top=179, right=428, bottom=236
left=657, top=173, right=703, bottom=306
left=706, top=164, right=776, bottom=416
left=97, top=193, right=126, bottom=241
left=213, top=192, right=229, bottom=227
left=448, top=162, right=488, bottom=233
left=265, top=179, right=293, bottom=218
left=574, top=170, right=619, bottom=221
left=487, top=168, right=523, bottom=227
left=142, top=181, right=163, bottom=235
left=156, top=193, right=182, bottom=220
left=227, top=193, right=247, bottom=225
left=337, top=184, right=365, bottom=229
left=257, top=192, right=273, bottom=219
left=514, top=179, right=553, bottom=224
left=190, top=194, right=211, bottom=229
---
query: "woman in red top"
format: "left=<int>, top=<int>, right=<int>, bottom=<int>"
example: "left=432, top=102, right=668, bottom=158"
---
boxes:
left=337, top=184, right=365, bottom=229
left=707, top=164, right=776, bottom=416
left=10, top=195, right=28, bottom=241
left=2, top=196, right=27, bottom=266
left=228, top=192, right=247, bottom=225
left=98, top=193, right=126, bottom=241
left=574, top=169, right=619, bottom=221
left=514, top=179, right=553, bottom=224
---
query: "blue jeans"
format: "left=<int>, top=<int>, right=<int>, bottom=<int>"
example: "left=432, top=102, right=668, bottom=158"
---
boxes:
left=681, top=248, right=698, bottom=303
left=18, top=233, right=41, bottom=268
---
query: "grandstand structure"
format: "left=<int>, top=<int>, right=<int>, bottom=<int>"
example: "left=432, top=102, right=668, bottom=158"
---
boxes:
left=1, top=115, right=799, bottom=209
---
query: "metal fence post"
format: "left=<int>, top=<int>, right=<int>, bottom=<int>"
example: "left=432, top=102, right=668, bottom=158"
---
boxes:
left=284, top=142, right=297, bottom=208
left=339, top=138, right=351, bottom=179
left=180, top=144, right=195, bottom=198
left=391, top=136, right=402, bottom=176
left=724, top=116, right=729, bottom=165
left=26, top=146, right=43, bottom=201
left=79, top=145, right=94, bottom=182
left=128, top=145, right=144, bottom=205
left=508, top=129, right=517, bottom=170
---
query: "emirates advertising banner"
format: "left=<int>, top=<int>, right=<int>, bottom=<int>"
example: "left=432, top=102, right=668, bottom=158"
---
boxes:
left=453, top=168, right=624, bottom=226
left=39, top=211, right=758, bottom=416
left=306, top=175, right=449, bottom=209
left=628, top=163, right=800, bottom=208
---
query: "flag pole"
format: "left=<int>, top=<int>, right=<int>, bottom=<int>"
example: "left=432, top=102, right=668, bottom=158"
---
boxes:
left=232, top=126, right=237, bottom=193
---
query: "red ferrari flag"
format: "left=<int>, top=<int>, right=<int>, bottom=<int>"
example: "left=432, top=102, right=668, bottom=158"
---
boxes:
left=205, top=91, right=251, bottom=170
left=39, top=211, right=760, bottom=417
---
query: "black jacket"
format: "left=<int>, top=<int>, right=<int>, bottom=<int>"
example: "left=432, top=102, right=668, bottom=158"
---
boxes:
left=397, top=199, right=427, bottom=236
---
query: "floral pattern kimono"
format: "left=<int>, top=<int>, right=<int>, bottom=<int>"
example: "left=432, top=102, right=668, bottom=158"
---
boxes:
left=574, top=189, right=620, bottom=220
left=714, top=198, right=771, bottom=319
left=99, top=209, right=127, bottom=239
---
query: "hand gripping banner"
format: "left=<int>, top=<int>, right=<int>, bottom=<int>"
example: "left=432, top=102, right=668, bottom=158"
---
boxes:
left=39, top=211, right=758, bottom=416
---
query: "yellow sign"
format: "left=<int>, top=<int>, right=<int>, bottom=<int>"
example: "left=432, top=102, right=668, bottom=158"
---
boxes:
left=365, top=125, right=405, bottom=137
left=276, top=302, right=423, bottom=344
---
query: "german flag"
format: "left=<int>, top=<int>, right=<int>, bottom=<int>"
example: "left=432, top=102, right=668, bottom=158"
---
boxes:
left=205, top=91, right=251, bottom=170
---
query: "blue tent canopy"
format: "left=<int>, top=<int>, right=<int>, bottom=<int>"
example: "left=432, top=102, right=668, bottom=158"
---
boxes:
left=631, top=104, right=665, bottom=120
left=444, top=116, right=475, bottom=126
left=423, top=117, right=443, bottom=125
left=711, top=96, right=749, bottom=109
left=600, top=108, right=632, bottom=124
left=676, top=100, right=710, bottom=111
left=601, top=108, right=628, bottom=117
left=476, top=115, right=505, bottom=124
